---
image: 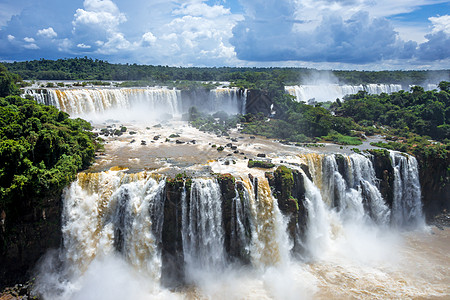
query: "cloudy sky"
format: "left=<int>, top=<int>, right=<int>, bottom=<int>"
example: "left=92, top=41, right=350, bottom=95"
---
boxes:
left=0, top=0, right=449, bottom=69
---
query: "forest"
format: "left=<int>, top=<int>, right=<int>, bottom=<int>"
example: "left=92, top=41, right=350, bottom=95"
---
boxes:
left=4, top=57, right=449, bottom=85
left=0, top=64, right=99, bottom=224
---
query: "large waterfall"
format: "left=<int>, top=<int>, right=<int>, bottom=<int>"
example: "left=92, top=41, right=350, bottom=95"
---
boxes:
left=32, top=151, right=441, bottom=299
left=285, top=84, right=403, bottom=103
left=25, top=87, right=246, bottom=118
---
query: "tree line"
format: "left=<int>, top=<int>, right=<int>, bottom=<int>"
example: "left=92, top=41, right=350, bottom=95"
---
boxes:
left=4, top=57, right=449, bottom=85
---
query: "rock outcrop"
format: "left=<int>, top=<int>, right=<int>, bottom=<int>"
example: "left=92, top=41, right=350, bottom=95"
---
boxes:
left=0, top=194, right=61, bottom=289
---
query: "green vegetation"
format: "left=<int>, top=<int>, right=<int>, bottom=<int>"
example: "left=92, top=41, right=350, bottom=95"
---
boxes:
left=239, top=91, right=359, bottom=144
left=0, top=64, right=99, bottom=221
left=0, top=64, right=20, bottom=97
left=4, top=58, right=448, bottom=85
left=321, top=132, right=363, bottom=145
left=188, top=107, right=240, bottom=136
left=248, top=160, right=275, bottom=169
left=335, top=86, right=450, bottom=141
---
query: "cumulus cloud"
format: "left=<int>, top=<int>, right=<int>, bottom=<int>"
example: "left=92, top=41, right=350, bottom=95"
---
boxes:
left=415, top=14, right=450, bottom=61
left=97, top=32, right=133, bottom=54
left=77, top=43, right=91, bottom=48
left=37, top=27, right=58, bottom=38
left=429, top=14, right=450, bottom=34
left=150, top=3, right=242, bottom=65
left=0, top=0, right=448, bottom=68
left=73, top=0, right=126, bottom=31
left=141, top=32, right=156, bottom=45
left=71, top=0, right=133, bottom=54
left=24, top=37, right=35, bottom=43
left=58, top=38, right=73, bottom=52
left=24, top=43, right=39, bottom=49
left=173, top=2, right=231, bottom=19
left=230, top=0, right=450, bottom=64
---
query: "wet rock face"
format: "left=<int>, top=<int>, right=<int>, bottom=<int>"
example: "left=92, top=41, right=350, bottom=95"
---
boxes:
left=415, top=152, right=450, bottom=221
left=0, top=194, right=62, bottom=289
left=369, top=150, right=395, bottom=208
left=217, top=174, right=237, bottom=260
left=161, top=176, right=188, bottom=288
left=267, top=166, right=298, bottom=240
left=245, top=89, right=272, bottom=115
left=266, top=166, right=309, bottom=252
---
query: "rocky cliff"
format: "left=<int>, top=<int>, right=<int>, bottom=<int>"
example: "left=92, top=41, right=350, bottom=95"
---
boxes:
left=0, top=194, right=61, bottom=289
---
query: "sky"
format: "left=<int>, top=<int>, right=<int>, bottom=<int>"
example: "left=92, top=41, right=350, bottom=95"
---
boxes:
left=0, top=0, right=449, bottom=70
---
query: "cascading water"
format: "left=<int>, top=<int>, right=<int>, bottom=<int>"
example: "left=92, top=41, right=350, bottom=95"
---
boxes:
left=244, top=178, right=292, bottom=268
left=313, top=153, right=390, bottom=225
left=61, top=171, right=165, bottom=278
left=390, top=151, right=425, bottom=228
left=230, top=183, right=252, bottom=261
left=25, top=87, right=246, bottom=118
left=33, top=148, right=441, bottom=299
left=181, top=178, right=226, bottom=272
left=208, top=87, right=245, bottom=115
left=48, top=88, right=181, bottom=117
left=285, top=84, right=403, bottom=103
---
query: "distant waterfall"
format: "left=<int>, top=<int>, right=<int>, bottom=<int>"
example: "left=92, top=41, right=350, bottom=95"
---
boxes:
left=27, top=88, right=182, bottom=116
left=26, top=87, right=246, bottom=117
left=390, top=152, right=425, bottom=228
left=208, top=87, right=244, bottom=114
left=285, top=84, right=403, bottom=103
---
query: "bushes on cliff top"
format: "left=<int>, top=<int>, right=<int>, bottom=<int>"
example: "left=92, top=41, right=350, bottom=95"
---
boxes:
left=0, top=79, right=98, bottom=219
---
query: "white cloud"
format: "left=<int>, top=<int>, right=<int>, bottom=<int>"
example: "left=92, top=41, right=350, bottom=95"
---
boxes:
left=97, top=32, right=133, bottom=54
left=429, top=15, right=450, bottom=34
left=24, top=43, right=39, bottom=49
left=77, top=43, right=91, bottom=48
left=37, top=27, right=57, bottom=38
left=71, top=0, right=133, bottom=55
left=73, top=0, right=126, bottom=31
left=58, top=38, right=73, bottom=52
left=142, top=32, right=156, bottom=45
left=138, top=2, right=242, bottom=65
left=24, top=37, right=35, bottom=43
left=7, top=34, right=15, bottom=41
left=173, top=2, right=231, bottom=18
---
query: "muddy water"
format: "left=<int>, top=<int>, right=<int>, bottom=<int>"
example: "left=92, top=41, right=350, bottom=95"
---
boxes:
left=90, top=119, right=383, bottom=174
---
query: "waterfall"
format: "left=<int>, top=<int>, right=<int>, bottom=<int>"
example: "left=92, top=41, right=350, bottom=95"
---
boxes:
left=285, top=84, right=403, bottom=103
left=390, top=152, right=425, bottom=228
left=27, top=87, right=182, bottom=116
left=208, top=87, right=244, bottom=114
left=244, top=178, right=291, bottom=267
left=316, top=154, right=390, bottom=224
left=33, top=150, right=431, bottom=299
left=26, top=87, right=246, bottom=117
left=230, top=183, right=252, bottom=261
left=182, top=178, right=226, bottom=271
left=300, top=173, right=331, bottom=260
left=61, top=171, right=165, bottom=282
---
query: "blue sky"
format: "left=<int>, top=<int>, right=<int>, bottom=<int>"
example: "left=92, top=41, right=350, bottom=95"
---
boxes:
left=0, top=0, right=449, bottom=69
